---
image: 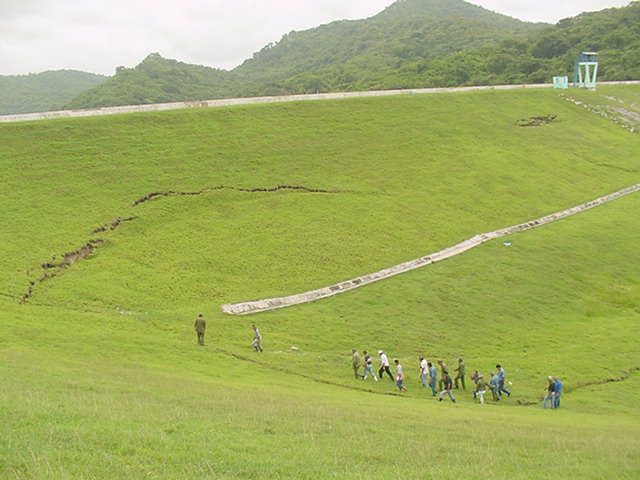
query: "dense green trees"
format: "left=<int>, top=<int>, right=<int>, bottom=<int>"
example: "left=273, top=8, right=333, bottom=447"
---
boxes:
left=5, top=0, right=639, bottom=113
left=0, top=70, right=106, bottom=115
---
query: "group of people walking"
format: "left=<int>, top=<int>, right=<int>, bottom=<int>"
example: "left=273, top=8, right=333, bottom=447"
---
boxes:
left=195, top=315, right=561, bottom=409
left=351, top=350, right=514, bottom=404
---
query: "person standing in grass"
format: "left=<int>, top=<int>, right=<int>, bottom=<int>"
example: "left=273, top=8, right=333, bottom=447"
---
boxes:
left=471, top=370, right=481, bottom=399
left=251, top=324, right=263, bottom=352
left=428, top=362, right=438, bottom=396
left=543, top=376, right=556, bottom=409
left=454, top=357, right=466, bottom=390
left=489, top=372, right=500, bottom=401
left=419, top=356, right=429, bottom=388
left=394, top=359, right=407, bottom=392
left=194, top=313, right=206, bottom=346
left=553, top=377, right=563, bottom=409
left=352, top=349, right=363, bottom=379
left=496, top=364, right=511, bottom=397
left=438, top=371, right=456, bottom=403
left=362, top=351, right=378, bottom=381
left=475, top=374, right=487, bottom=404
left=437, top=360, right=449, bottom=391
left=378, top=351, right=394, bottom=381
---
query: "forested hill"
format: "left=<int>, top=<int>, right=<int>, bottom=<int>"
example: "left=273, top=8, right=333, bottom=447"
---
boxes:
left=0, top=70, right=106, bottom=115
left=65, top=54, right=234, bottom=110
left=53, top=0, right=640, bottom=110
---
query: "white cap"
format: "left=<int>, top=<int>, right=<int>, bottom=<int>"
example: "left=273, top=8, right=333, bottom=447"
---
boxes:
left=378, top=350, right=383, bottom=355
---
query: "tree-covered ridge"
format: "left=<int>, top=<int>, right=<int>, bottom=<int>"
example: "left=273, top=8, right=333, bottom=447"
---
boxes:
left=52, top=0, right=640, bottom=110
left=0, top=70, right=106, bottom=115
left=65, top=54, right=235, bottom=109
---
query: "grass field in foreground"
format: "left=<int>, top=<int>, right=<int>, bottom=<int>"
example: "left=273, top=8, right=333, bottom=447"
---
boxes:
left=1, top=85, right=639, bottom=478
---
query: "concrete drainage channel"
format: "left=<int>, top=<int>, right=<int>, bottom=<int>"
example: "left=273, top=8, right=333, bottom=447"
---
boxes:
left=222, top=183, right=640, bottom=316
left=2, top=81, right=640, bottom=124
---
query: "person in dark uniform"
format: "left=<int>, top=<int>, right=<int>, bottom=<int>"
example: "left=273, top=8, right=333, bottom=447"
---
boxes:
left=194, top=313, right=206, bottom=346
left=454, top=357, right=466, bottom=390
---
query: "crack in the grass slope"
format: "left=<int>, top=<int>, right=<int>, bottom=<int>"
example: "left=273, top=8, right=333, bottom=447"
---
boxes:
left=20, top=239, right=105, bottom=303
left=92, top=216, right=137, bottom=234
left=569, top=367, right=639, bottom=392
left=20, top=217, right=139, bottom=303
left=19, top=184, right=345, bottom=302
left=132, top=184, right=348, bottom=206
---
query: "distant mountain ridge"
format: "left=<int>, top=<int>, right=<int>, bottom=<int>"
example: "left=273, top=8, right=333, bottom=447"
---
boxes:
left=0, top=70, right=106, bottom=115
left=66, top=0, right=546, bottom=109
left=3, top=0, right=639, bottom=114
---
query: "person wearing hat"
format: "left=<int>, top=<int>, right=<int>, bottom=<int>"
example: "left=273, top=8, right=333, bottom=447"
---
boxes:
left=194, top=313, right=206, bottom=346
left=378, top=350, right=394, bottom=381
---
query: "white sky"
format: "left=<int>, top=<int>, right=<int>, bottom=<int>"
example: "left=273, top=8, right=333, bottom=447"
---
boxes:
left=0, top=0, right=632, bottom=76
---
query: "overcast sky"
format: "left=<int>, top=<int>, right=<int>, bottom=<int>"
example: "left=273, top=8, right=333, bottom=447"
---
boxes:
left=0, top=0, right=632, bottom=76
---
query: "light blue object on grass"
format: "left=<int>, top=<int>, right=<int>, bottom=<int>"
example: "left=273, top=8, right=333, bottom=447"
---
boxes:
left=553, top=76, right=569, bottom=89
left=574, top=52, right=599, bottom=89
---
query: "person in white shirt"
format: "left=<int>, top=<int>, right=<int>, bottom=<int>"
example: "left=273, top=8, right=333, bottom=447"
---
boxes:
left=395, top=359, right=407, bottom=392
left=419, top=356, right=429, bottom=388
left=378, top=350, right=394, bottom=381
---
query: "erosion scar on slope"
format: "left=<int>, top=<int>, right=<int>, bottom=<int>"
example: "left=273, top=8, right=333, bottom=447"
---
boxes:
left=132, top=185, right=347, bottom=207
left=222, top=183, right=640, bottom=316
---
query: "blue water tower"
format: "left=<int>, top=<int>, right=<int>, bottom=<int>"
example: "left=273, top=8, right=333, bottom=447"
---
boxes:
left=574, top=52, right=598, bottom=88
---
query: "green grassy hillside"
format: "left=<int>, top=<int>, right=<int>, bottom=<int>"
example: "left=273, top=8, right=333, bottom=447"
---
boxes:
left=1, top=85, right=639, bottom=478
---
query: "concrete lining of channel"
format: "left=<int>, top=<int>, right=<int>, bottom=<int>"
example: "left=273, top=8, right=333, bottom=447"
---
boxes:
left=222, top=183, right=640, bottom=315
left=2, top=81, right=640, bottom=124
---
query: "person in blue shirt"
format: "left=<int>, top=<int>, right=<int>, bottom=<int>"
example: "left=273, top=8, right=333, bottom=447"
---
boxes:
left=489, top=372, right=500, bottom=401
left=428, top=362, right=437, bottom=396
left=553, top=378, right=563, bottom=408
left=496, top=364, right=511, bottom=398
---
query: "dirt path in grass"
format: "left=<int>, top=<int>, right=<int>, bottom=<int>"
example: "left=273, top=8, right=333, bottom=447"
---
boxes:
left=223, top=183, right=640, bottom=315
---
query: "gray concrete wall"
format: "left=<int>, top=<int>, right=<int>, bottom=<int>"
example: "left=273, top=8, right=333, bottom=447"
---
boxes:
left=3, top=81, right=638, bottom=124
